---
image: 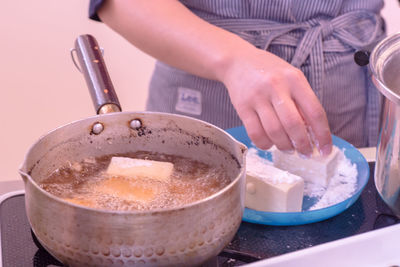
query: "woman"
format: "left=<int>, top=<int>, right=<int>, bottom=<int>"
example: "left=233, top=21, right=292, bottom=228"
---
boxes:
left=89, top=0, right=385, bottom=157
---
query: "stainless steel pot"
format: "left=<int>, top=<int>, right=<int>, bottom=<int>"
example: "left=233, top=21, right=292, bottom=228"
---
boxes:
left=19, top=35, right=247, bottom=267
left=370, top=32, right=400, bottom=217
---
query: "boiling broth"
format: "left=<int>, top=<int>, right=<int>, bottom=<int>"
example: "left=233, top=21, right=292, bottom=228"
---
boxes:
left=39, top=151, right=231, bottom=211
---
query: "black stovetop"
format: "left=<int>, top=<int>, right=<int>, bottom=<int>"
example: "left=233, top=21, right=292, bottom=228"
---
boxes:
left=1, top=163, right=398, bottom=267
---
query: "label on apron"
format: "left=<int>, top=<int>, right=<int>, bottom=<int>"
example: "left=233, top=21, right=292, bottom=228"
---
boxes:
left=175, top=87, right=202, bottom=115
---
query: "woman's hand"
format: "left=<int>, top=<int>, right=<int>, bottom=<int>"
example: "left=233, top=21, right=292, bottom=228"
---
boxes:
left=221, top=47, right=332, bottom=157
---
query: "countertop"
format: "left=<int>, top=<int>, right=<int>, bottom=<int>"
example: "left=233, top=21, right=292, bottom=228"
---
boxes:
left=0, top=180, right=24, bottom=196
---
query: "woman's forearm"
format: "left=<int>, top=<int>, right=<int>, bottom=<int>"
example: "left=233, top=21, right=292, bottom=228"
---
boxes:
left=98, top=0, right=253, bottom=82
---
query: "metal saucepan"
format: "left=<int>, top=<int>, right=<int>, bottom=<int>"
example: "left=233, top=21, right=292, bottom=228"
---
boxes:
left=369, top=32, right=400, bottom=217
left=19, top=34, right=247, bottom=267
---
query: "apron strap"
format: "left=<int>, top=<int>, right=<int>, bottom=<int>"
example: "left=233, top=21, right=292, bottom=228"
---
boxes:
left=208, top=10, right=383, bottom=101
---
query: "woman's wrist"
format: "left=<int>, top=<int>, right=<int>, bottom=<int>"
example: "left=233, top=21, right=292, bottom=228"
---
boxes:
left=211, top=37, right=257, bottom=84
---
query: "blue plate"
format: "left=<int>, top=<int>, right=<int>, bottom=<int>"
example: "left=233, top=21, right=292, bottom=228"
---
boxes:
left=226, top=126, right=370, bottom=226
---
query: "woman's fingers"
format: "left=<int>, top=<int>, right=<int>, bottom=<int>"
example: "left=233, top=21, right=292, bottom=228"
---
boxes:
left=223, top=49, right=332, bottom=155
left=290, top=71, right=333, bottom=155
left=270, top=95, right=313, bottom=156
left=255, top=102, right=294, bottom=152
left=295, top=96, right=332, bottom=155
left=240, top=109, right=273, bottom=150
left=240, top=76, right=331, bottom=156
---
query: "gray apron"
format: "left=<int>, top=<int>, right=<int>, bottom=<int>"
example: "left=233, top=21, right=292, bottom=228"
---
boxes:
left=146, top=0, right=385, bottom=147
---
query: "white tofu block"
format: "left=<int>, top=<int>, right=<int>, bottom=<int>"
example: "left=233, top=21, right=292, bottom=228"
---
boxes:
left=272, top=146, right=341, bottom=187
left=63, top=197, right=96, bottom=208
left=245, top=163, right=304, bottom=212
left=95, top=177, right=157, bottom=203
left=107, top=157, right=174, bottom=182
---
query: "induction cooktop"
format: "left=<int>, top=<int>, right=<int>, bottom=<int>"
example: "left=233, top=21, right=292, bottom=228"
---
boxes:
left=1, top=163, right=398, bottom=267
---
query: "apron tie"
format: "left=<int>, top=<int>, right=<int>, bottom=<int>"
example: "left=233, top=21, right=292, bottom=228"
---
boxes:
left=208, top=10, right=383, bottom=101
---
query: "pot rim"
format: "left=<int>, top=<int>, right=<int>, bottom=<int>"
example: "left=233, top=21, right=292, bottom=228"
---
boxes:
left=370, top=31, right=400, bottom=104
left=20, top=111, right=247, bottom=215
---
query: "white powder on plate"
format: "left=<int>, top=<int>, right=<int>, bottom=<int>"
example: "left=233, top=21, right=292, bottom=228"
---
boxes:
left=246, top=147, right=358, bottom=211
left=306, top=150, right=358, bottom=210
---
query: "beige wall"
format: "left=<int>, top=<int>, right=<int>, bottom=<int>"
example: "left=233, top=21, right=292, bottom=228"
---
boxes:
left=0, top=0, right=155, bottom=181
left=1, top=0, right=400, bottom=182
left=382, top=0, right=400, bottom=34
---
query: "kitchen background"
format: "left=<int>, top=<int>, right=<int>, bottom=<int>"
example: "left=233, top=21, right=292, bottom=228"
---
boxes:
left=1, top=0, right=399, bottom=182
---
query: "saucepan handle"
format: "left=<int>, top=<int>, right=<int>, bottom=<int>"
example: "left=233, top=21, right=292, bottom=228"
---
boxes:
left=71, top=34, right=122, bottom=114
